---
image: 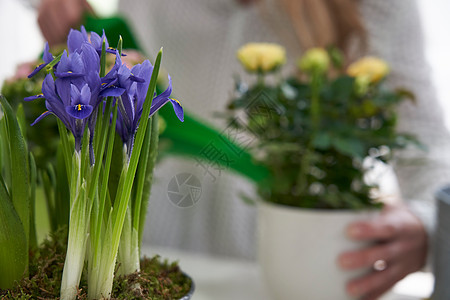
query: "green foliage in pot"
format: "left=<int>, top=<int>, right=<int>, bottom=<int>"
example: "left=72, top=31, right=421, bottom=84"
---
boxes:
left=227, top=44, right=420, bottom=209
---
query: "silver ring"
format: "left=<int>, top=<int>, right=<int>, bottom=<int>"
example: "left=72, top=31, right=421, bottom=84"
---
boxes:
left=373, top=259, right=387, bottom=271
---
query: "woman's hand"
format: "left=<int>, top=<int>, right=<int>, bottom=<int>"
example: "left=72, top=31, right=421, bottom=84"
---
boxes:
left=37, top=0, right=92, bottom=47
left=338, top=204, right=427, bottom=300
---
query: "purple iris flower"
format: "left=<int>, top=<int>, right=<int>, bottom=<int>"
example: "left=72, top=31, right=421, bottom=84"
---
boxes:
left=28, top=42, right=53, bottom=78
left=26, top=43, right=102, bottom=151
left=101, top=54, right=183, bottom=156
left=68, top=26, right=121, bottom=56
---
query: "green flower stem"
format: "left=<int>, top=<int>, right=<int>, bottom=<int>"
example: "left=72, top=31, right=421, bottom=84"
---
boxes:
left=87, top=103, right=118, bottom=295
left=57, top=120, right=74, bottom=179
left=257, top=72, right=265, bottom=86
left=60, top=151, right=89, bottom=300
left=117, top=207, right=139, bottom=276
left=89, top=162, right=128, bottom=299
left=295, top=71, right=322, bottom=196
left=60, top=123, right=91, bottom=300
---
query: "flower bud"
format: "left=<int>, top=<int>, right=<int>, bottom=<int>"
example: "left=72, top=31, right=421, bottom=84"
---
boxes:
left=347, top=56, right=389, bottom=83
left=298, top=48, right=330, bottom=74
left=237, top=43, right=286, bottom=73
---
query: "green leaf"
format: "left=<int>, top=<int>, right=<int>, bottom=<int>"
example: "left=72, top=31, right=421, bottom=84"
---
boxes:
left=137, top=113, right=159, bottom=248
left=41, top=164, right=57, bottom=232
left=0, top=96, right=30, bottom=250
left=395, top=88, right=416, bottom=102
left=54, top=148, right=70, bottom=230
left=332, top=137, right=365, bottom=158
left=0, top=175, right=27, bottom=289
left=29, top=152, right=37, bottom=249
left=313, top=132, right=331, bottom=149
left=108, top=133, right=124, bottom=204
left=16, top=104, right=27, bottom=139
left=57, top=119, right=73, bottom=179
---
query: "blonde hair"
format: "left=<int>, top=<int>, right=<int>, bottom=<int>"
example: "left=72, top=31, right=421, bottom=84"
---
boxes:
left=261, top=0, right=366, bottom=57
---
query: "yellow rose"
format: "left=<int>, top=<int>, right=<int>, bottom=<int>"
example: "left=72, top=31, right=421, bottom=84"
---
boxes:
left=237, top=43, right=286, bottom=73
left=298, top=48, right=330, bottom=74
left=347, top=56, right=389, bottom=83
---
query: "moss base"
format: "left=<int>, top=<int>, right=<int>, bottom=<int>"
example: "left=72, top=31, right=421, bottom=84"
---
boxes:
left=0, top=228, right=192, bottom=299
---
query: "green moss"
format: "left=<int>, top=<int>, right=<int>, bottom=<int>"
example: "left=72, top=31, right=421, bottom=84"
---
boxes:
left=0, top=228, right=192, bottom=299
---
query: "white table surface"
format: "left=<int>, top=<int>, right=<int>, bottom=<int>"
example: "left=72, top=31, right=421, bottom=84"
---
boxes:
left=142, top=246, right=434, bottom=300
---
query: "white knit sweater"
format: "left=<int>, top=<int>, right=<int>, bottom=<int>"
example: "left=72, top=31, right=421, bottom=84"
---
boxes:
left=118, top=0, right=450, bottom=259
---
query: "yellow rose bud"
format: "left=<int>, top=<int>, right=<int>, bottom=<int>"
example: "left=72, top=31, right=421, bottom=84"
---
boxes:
left=347, top=56, right=389, bottom=83
left=237, top=43, right=286, bottom=73
left=298, top=48, right=330, bottom=74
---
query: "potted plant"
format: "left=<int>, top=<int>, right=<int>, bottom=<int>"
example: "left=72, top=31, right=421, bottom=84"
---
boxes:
left=0, top=27, right=194, bottom=299
left=227, top=43, right=419, bottom=299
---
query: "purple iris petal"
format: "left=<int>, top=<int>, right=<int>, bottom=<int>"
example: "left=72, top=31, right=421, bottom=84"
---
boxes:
left=70, top=84, right=91, bottom=106
left=67, top=27, right=89, bottom=54
left=89, top=31, right=108, bottom=51
left=100, top=86, right=126, bottom=98
left=65, top=104, right=93, bottom=119
left=54, top=72, right=85, bottom=78
left=43, top=42, right=53, bottom=62
left=169, top=99, right=184, bottom=122
left=129, top=74, right=145, bottom=83
left=28, top=63, right=47, bottom=78
left=119, top=92, right=135, bottom=126
left=110, top=59, right=184, bottom=151
left=57, top=50, right=85, bottom=76
left=132, top=60, right=152, bottom=101
left=31, top=111, right=52, bottom=126
left=90, top=30, right=118, bottom=55
left=81, top=43, right=100, bottom=74
left=66, top=84, right=94, bottom=119
left=117, top=63, right=133, bottom=89
left=28, top=42, right=53, bottom=78
left=85, top=71, right=102, bottom=106
left=55, top=78, right=71, bottom=106
left=148, top=97, right=184, bottom=122
left=24, top=94, right=44, bottom=101
left=148, top=76, right=183, bottom=122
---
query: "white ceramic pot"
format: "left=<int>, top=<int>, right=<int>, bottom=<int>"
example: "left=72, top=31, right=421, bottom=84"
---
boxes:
left=258, top=200, right=379, bottom=300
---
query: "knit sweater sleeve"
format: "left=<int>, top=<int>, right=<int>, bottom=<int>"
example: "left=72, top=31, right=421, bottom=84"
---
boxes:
left=362, top=0, right=450, bottom=267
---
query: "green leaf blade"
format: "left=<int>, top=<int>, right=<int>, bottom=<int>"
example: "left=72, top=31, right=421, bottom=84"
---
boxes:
left=0, top=176, right=27, bottom=289
left=0, top=96, right=30, bottom=248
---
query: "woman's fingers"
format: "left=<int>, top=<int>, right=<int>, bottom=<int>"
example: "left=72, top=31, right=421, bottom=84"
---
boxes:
left=338, top=236, right=424, bottom=270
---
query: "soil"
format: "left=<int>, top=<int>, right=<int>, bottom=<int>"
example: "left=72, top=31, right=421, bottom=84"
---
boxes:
left=0, top=228, right=192, bottom=299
